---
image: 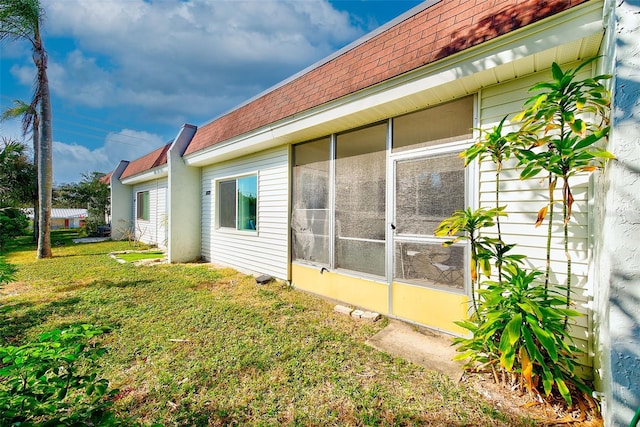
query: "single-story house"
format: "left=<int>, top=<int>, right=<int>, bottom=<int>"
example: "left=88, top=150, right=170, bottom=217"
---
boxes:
left=110, top=142, right=175, bottom=248
left=24, top=208, right=87, bottom=229
left=108, top=0, right=639, bottom=424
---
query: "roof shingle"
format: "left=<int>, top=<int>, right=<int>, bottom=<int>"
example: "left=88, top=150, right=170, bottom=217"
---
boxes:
left=184, top=0, right=586, bottom=156
left=120, top=143, right=171, bottom=180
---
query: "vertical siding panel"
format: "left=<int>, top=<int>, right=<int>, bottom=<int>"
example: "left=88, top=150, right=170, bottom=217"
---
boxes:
left=479, top=62, right=595, bottom=370
left=201, top=147, right=289, bottom=279
left=132, top=178, right=168, bottom=247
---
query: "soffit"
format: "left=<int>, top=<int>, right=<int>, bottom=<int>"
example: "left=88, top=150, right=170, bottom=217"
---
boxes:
left=120, top=167, right=168, bottom=186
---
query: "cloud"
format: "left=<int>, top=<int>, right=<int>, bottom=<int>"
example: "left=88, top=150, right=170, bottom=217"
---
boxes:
left=41, top=0, right=364, bottom=126
left=53, top=129, right=164, bottom=184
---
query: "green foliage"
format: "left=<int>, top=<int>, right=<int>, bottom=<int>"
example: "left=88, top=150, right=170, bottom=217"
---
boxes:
left=435, top=207, right=511, bottom=316
left=0, top=256, right=16, bottom=284
left=462, top=117, right=517, bottom=171
left=439, top=58, right=612, bottom=407
left=0, top=236, right=535, bottom=426
left=513, top=58, right=612, bottom=225
left=0, top=138, right=36, bottom=208
left=0, top=324, right=122, bottom=426
left=0, top=207, right=28, bottom=253
left=55, top=172, right=110, bottom=236
left=453, top=265, right=586, bottom=405
left=513, top=59, right=612, bottom=327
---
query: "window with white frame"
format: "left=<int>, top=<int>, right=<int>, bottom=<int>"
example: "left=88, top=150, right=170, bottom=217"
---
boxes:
left=136, top=191, right=150, bottom=221
left=218, top=175, right=257, bottom=231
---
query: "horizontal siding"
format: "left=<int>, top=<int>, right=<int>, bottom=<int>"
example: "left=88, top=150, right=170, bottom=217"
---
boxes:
left=479, top=62, right=595, bottom=371
left=132, top=178, right=167, bottom=247
left=201, top=146, right=289, bottom=279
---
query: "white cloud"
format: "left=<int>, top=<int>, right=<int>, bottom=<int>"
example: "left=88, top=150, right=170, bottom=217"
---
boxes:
left=0, top=117, right=32, bottom=153
left=53, top=129, right=164, bottom=184
left=40, top=0, right=364, bottom=125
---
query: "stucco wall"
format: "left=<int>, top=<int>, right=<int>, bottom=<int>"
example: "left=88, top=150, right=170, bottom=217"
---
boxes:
left=594, top=1, right=640, bottom=425
left=110, top=161, right=132, bottom=241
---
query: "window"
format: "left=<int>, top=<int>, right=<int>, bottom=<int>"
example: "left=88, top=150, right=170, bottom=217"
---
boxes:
left=136, top=191, right=150, bottom=220
left=392, top=96, right=473, bottom=152
left=292, top=138, right=331, bottom=265
left=218, top=175, right=257, bottom=231
left=395, top=154, right=465, bottom=236
left=335, top=123, right=387, bottom=277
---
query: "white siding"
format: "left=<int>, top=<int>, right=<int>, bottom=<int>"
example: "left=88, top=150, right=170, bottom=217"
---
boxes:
left=133, top=178, right=168, bottom=248
left=201, top=147, right=289, bottom=279
left=478, top=62, right=595, bottom=370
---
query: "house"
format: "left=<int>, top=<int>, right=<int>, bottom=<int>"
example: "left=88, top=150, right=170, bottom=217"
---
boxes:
left=108, top=0, right=639, bottom=424
left=110, top=143, right=174, bottom=248
left=24, top=208, right=87, bottom=229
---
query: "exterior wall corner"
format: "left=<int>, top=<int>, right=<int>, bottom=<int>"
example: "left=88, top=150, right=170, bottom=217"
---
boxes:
left=110, top=160, right=133, bottom=241
left=167, top=124, right=201, bottom=263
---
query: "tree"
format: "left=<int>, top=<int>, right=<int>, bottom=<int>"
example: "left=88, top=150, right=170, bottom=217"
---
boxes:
left=0, top=207, right=28, bottom=253
left=1, top=99, right=40, bottom=240
left=54, top=172, right=110, bottom=234
left=0, top=137, right=36, bottom=208
left=0, top=0, right=53, bottom=259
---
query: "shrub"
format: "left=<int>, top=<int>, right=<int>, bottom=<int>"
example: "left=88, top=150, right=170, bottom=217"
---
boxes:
left=0, top=257, right=16, bottom=285
left=0, top=208, right=28, bottom=253
left=0, top=324, right=122, bottom=426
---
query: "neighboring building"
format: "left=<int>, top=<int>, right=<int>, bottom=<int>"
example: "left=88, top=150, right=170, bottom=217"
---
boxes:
left=110, top=143, right=172, bottom=248
left=108, top=1, right=639, bottom=424
left=24, top=208, right=87, bottom=229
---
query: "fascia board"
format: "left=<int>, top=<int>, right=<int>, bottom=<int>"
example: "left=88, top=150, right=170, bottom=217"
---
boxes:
left=184, top=0, right=603, bottom=168
left=120, top=166, right=168, bottom=185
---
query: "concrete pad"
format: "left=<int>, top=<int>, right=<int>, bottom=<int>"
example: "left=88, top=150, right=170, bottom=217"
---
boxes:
left=72, top=237, right=110, bottom=243
left=366, top=319, right=464, bottom=380
left=334, top=305, right=353, bottom=315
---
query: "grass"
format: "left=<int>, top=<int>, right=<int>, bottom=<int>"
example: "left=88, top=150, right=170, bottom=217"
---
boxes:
left=113, top=250, right=166, bottom=262
left=1, top=231, right=535, bottom=426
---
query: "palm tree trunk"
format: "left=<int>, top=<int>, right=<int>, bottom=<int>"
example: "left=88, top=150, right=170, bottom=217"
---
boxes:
left=34, top=43, right=52, bottom=259
left=32, top=116, right=39, bottom=242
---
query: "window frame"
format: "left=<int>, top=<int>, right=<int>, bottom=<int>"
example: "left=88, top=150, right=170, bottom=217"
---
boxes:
left=216, top=173, right=258, bottom=233
left=136, top=191, right=150, bottom=221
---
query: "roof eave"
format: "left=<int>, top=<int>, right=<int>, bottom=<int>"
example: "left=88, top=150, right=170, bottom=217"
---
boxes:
left=120, top=165, right=169, bottom=185
left=184, top=0, right=604, bottom=167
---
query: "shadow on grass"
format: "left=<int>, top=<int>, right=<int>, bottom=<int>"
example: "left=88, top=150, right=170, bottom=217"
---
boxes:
left=99, top=279, right=153, bottom=289
left=0, top=296, right=81, bottom=344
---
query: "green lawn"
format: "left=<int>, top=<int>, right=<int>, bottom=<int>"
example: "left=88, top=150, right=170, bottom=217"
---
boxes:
left=113, top=250, right=166, bottom=262
left=1, top=232, right=533, bottom=426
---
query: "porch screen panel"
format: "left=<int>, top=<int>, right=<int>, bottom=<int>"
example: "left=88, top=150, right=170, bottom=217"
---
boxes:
left=292, top=138, right=330, bottom=265
left=395, top=241, right=465, bottom=290
left=335, top=124, right=386, bottom=277
left=392, top=96, right=473, bottom=152
left=395, top=154, right=465, bottom=236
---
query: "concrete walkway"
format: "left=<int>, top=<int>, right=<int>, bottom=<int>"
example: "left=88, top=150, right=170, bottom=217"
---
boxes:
left=72, top=237, right=110, bottom=243
left=366, top=319, right=464, bottom=380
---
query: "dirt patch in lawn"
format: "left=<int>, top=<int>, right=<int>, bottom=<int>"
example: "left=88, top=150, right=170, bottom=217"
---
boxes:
left=109, top=250, right=166, bottom=265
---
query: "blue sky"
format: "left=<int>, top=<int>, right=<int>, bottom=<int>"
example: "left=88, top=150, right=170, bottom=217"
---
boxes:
left=0, top=0, right=423, bottom=184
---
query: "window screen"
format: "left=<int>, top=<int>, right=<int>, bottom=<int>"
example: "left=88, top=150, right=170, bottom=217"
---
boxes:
left=335, top=124, right=386, bottom=277
left=395, top=154, right=465, bottom=236
left=292, top=138, right=331, bottom=265
left=393, top=96, right=473, bottom=152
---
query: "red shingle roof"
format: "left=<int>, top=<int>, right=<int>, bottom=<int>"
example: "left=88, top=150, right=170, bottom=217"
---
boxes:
left=120, top=143, right=171, bottom=180
left=99, top=171, right=112, bottom=185
left=184, top=0, right=586, bottom=156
